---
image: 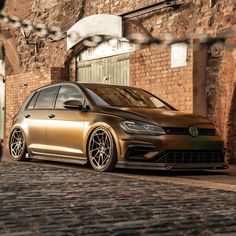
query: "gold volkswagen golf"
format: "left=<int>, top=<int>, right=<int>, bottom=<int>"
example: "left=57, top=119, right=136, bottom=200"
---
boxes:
left=9, top=82, right=225, bottom=171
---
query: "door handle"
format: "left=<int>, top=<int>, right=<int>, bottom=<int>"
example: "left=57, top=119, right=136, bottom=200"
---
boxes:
left=24, top=114, right=30, bottom=118
left=48, top=114, right=55, bottom=119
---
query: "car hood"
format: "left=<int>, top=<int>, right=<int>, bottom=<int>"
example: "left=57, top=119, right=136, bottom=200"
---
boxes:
left=99, top=107, right=213, bottom=127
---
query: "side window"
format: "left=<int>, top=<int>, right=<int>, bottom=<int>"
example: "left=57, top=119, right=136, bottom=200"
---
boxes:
left=27, top=92, right=39, bottom=109
left=55, top=85, right=84, bottom=109
left=35, top=86, right=58, bottom=109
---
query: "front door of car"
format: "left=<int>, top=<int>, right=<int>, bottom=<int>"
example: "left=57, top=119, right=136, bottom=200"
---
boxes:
left=46, top=85, right=86, bottom=158
left=24, top=86, right=59, bottom=155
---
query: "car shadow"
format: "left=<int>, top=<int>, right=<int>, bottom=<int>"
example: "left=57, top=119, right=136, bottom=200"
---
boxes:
left=30, top=159, right=229, bottom=177
left=3, top=150, right=229, bottom=178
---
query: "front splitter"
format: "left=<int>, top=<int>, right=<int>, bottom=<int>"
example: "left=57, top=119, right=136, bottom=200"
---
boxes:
left=116, top=161, right=227, bottom=171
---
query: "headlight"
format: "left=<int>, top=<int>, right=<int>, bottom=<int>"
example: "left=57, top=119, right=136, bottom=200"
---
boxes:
left=120, top=120, right=166, bottom=135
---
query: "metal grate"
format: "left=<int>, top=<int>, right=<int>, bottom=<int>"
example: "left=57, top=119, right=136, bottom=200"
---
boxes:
left=156, top=151, right=224, bottom=164
left=164, top=127, right=216, bottom=136
left=198, top=128, right=216, bottom=135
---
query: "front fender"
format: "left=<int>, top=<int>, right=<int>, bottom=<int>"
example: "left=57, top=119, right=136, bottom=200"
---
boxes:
left=83, top=122, right=122, bottom=161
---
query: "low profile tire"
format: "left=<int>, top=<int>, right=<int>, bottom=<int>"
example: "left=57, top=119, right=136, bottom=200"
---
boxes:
left=9, top=128, right=28, bottom=161
left=88, top=127, right=117, bottom=172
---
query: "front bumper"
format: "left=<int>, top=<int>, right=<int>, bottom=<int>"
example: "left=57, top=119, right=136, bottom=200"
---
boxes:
left=117, top=134, right=225, bottom=170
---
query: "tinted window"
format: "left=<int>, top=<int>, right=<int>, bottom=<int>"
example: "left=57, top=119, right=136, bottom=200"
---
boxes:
left=86, top=86, right=172, bottom=109
left=34, top=86, right=58, bottom=109
left=55, top=85, right=84, bottom=109
left=27, top=92, right=39, bottom=109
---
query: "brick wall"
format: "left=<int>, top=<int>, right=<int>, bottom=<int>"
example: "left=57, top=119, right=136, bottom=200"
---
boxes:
left=218, top=48, right=236, bottom=163
left=130, top=46, right=193, bottom=112
left=2, top=0, right=235, bottom=77
left=4, top=70, right=51, bottom=147
left=51, top=67, right=68, bottom=83
left=4, top=0, right=33, bottom=18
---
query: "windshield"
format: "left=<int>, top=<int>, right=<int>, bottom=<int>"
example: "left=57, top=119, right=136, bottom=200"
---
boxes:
left=84, top=85, right=173, bottom=110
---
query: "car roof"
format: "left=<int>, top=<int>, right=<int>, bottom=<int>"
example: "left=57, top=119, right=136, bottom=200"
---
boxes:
left=26, top=81, right=175, bottom=111
left=80, top=83, right=142, bottom=90
left=32, top=81, right=142, bottom=92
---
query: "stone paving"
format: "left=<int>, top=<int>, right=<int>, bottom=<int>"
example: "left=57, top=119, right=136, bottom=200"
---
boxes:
left=0, top=161, right=236, bottom=236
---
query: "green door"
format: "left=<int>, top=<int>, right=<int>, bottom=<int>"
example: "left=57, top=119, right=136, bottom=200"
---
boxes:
left=77, top=53, right=129, bottom=86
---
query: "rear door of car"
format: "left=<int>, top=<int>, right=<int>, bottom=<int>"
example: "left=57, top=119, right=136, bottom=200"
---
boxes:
left=46, top=84, right=86, bottom=158
left=24, top=86, right=59, bottom=155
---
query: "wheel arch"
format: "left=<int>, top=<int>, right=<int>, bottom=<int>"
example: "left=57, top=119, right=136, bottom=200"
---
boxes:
left=9, top=124, right=29, bottom=153
left=84, top=122, right=121, bottom=162
left=9, top=126, right=29, bottom=161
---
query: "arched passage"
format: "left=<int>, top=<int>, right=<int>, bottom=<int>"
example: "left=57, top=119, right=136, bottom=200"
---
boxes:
left=222, top=49, right=236, bottom=164
left=225, top=80, right=236, bottom=163
left=65, top=14, right=154, bottom=84
left=76, top=39, right=134, bottom=85
left=0, top=32, right=21, bottom=75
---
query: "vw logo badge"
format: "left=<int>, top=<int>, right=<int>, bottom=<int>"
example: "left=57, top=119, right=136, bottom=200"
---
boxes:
left=189, top=127, right=199, bottom=137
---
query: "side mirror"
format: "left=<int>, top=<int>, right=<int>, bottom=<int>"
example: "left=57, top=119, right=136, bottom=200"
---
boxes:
left=63, top=99, right=83, bottom=110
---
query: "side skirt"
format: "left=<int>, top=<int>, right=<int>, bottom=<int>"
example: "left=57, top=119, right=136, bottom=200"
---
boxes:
left=28, top=153, right=87, bottom=165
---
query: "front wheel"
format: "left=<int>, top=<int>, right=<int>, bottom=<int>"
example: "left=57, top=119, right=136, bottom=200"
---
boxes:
left=88, top=127, right=117, bottom=172
left=9, top=128, right=28, bottom=161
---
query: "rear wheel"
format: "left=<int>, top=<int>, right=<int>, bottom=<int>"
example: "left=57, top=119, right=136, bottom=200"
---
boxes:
left=88, top=127, right=117, bottom=172
left=9, top=128, right=28, bottom=161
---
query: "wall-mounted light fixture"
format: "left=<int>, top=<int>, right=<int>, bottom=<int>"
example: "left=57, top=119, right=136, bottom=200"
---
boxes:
left=209, top=0, right=217, bottom=7
left=21, top=28, right=39, bottom=53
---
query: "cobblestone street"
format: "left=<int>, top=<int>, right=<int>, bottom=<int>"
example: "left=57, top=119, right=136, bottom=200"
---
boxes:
left=0, top=161, right=236, bottom=235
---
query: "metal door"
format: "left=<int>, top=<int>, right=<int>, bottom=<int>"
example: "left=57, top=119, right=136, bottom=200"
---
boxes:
left=77, top=53, right=129, bottom=85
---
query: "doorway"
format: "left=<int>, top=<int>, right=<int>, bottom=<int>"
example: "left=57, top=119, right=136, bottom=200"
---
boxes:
left=77, top=53, right=130, bottom=85
left=77, top=40, right=134, bottom=85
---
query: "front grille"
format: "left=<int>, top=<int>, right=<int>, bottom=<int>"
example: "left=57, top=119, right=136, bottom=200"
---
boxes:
left=198, top=128, right=216, bottom=135
left=164, top=127, right=216, bottom=136
left=156, top=151, right=224, bottom=164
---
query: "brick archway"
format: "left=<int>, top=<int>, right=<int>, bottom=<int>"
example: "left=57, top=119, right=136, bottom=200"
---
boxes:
left=65, top=16, right=154, bottom=81
left=226, top=85, right=236, bottom=163
left=0, top=32, right=21, bottom=75
left=205, top=41, right=236, bottom=165
left=222, top=45, right=236, bottom=164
